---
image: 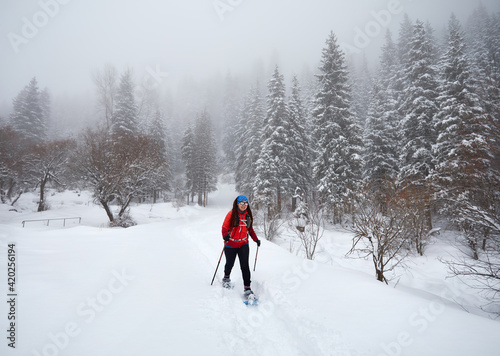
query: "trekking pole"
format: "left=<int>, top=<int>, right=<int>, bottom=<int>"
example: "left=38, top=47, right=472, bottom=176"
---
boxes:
left=211, top=243, right=226, bottom=286
left=253, top=245, right=259, bottom=272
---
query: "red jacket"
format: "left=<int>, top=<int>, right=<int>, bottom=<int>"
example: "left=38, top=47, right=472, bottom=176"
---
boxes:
left=221, top=210, right=258, bottom=248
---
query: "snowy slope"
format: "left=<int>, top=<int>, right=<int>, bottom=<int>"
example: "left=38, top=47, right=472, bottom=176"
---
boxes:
left=1, top=183, right=500, bottom=356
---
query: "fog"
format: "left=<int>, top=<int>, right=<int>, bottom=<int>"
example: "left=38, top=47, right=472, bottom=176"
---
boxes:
left=1, top=0, right=499, bottom=123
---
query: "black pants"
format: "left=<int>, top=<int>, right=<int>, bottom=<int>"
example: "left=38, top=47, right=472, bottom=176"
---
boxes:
left=224, top=244, right=251, bottom=287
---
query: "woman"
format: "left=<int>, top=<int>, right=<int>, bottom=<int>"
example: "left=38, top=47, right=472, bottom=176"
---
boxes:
left=221, top=195, right=261, bottom=298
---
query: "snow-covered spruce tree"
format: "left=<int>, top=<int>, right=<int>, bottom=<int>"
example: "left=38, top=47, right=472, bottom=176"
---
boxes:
left=147, top=110, right=172, bottom=202
left=362, top=30, right=400, bottom=211
left=363, top=81, right=399, bottom=208
left=466, top=4, right=500, bottom=124
left=9, top=77, right=46, bottom=145
left=221, top=73, right=243, bottom=172
left=397, top=20, right=439, bottom=235
left=378, top=29, right=400, bottom=115
left=233, top=95, right=251, bottom=193
left=392, top=15, right=414, bottom=143
left=311, top=32, right=363, bottom=223
left=349, top=55, right=373, bottom=129
left=397, top=14, right=414, bottom=69
left=235, top=85, right=264, bottom=201
left=181, top=123, right=196, bottom=204
left=254, top=65, right=291, bottom=212
left=111, top=70, right=138, bottom=143
left=288, top=75, right=313, bottom=205
left=424, top=20, right=440, bottom=66
left=193, top=110, right=218, bottom=206
left=39, top=88, right=51, bottom=137
left=434, top=14, right=498, bottom=258
left=443, top=7, right=500, bottom=296
left=399, top=20, right=438, bottom=183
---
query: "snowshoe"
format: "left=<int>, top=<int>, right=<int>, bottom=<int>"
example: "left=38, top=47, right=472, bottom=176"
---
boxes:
left=243, top=289, right=258, bottom=306
left=222, top=277, right=234, bottom=289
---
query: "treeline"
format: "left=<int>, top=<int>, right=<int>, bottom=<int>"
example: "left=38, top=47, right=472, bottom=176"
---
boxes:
left=223, top=8, right=499, bottom=295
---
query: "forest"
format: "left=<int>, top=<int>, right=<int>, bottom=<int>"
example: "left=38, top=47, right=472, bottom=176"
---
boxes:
left=0, top=5, right=499, bottom=300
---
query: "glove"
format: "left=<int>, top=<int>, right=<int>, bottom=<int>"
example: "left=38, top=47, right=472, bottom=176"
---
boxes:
left=256, top=239, right=261, bottom=247
left=224, top=234, right=230, bottom=242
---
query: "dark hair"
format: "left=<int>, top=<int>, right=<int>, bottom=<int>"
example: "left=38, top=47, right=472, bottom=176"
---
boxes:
left=229, top=197, right=253, bottom=228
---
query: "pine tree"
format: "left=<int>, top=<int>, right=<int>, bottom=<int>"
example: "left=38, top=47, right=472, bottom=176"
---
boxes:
left=363, top=30, right=400, bottom=212
left=288, top=75, right=312, bottom=200
left=393, top=15, right=414, bottom=142
left=350, top=55, right=373, bottom=128
left=148, top=110, right=171, bottom=197
left=466, top=5, right=500, bottom=132
left=398, top=20, right=438, bottom=184
left=425, top=20, right=440, bottom=65
left=254, top=66, right=290, bottom=211
left=380, top=29, right=402, bottom=153
left=235, top=85, right=264, bottom=200
left=111, top=70, right=138, bottom=143
left=379, top=30, right=399, bottom=91
left=363, top=82, right=399, bottom=185
left=39, top=88, right=51, bottom=137
left=181, top=123, right=196, bottom=203
left=311, top=32, right=363, bottom=221
left=221, top=73, right=242, bottom=172
left=397, top=14, right=414, bottom=71
left=193, top=110, right=218, bottom=206
left=10, top=77, right=46, bottom=144
left=434, top=14, right=496, bottom=224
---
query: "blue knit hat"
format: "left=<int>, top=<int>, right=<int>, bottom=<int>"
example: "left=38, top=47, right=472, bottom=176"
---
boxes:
left=236, top=195, right=249, bottom=204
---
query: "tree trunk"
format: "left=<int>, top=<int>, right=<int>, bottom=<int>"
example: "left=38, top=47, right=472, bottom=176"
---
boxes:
left=10, top=191, right=22, bottom=206
left=119, top=196, right=133, bottom=217
left=100, top=199, right=114, bottom=222
left=37, top=179, right=47, bottom=212
left=277, top=187, right=282, bottom=212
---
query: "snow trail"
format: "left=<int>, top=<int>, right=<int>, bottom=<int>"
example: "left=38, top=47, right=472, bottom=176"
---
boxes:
left=2, top=185, right=500, bottom=355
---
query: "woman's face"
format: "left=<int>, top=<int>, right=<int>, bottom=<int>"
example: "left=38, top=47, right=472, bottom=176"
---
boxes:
left=238, top=201, right=248, bottom=211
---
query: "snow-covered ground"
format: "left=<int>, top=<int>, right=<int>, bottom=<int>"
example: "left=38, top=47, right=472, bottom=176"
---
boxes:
left=1, top=183, right=500, bottom=356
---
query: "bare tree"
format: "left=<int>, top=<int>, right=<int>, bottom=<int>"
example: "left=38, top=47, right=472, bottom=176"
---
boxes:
left=24, top=139, right=75, bottom=211
left=92, top=64, right=118, bottom=128
left=399, top=184, right=433, bottom=256
left=442, top=237, right=500, bottom=313
left=347, top=183, right=412, bottom=284
left=256, top=208, right=284, bottom=242
left=74, top=126, right=168, bottom=227
left=0, top=125, right=24, bottom=205
left=288, top=200, right=325, bottom=260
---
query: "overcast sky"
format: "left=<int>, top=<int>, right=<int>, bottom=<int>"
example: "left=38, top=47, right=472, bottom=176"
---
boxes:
left=1, top=0, right=499, bottom=111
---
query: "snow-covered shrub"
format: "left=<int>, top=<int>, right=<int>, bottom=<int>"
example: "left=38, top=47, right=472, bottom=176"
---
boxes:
left=287, top=200, right=325, bottom=260
left=254, top=208, right=284, bottom=242
left=110, top=212, right=136, bottom=228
